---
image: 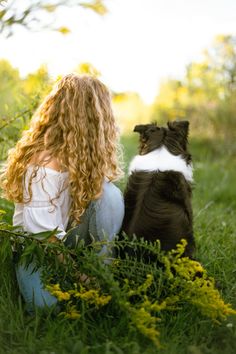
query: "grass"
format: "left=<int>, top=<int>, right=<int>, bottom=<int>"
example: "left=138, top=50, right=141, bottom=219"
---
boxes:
left=0, top=135, right=236, bottom=354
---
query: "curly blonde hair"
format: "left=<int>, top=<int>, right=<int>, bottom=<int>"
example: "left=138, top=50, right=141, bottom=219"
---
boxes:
left=0, top=73, right=123, bottom=222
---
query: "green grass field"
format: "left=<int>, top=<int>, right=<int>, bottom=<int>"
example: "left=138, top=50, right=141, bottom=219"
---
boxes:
left=0, top=135, right=235, bottom=354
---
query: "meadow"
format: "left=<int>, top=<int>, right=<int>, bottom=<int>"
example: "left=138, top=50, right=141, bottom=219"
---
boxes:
left=0, top=134, right=235, bottom=354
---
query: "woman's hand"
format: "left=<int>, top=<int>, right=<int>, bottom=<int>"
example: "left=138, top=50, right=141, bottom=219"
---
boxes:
left=48, top=235, right=60, bottom=243
left=48, top=235, right=65, bottom=263
left=48, top=236, right=92, bottom=284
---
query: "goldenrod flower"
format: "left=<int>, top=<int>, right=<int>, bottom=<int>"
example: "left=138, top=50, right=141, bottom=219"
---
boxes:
left=46, top=284, right=71, bottom=301
left=61, top=306, right=81, bottom=320
left=73, top=288, right=111, bottom=307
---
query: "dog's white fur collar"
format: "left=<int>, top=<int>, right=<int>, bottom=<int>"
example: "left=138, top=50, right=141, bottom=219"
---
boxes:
left=129, top=146, right=193, bottom=182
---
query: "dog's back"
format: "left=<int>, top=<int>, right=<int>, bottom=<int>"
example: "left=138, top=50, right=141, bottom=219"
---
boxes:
left=121, top=120, right=195, bottom=258
left=122, top=170, right=194, bottom=257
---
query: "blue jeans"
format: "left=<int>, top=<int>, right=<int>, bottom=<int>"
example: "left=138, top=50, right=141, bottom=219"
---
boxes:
left=15, top=182, right=124, bottom=312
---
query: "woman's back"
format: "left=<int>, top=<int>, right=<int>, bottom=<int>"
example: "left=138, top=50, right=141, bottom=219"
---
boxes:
left=13, top=164, right=71, bottom=239
left=0, top=73, right=124, bottom=312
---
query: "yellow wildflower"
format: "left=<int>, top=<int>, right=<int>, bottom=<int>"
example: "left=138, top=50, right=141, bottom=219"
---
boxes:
left=112, top=259, right=121, bottom=267
left=161, top=256, right=173, bottom=279
left=127, top=274, right=154, bottom=297
left=130, top=306, right=160, bottom=347
left=64, top=311, right=80, bottom=319
left=73, top=288, right=112, bottom=307
left=46, top=284, right=71, bottom=301
left=61, top=306, right=81, bottom=320
left=54, top=291, right=71, bottom=301
left=137, top=274, right=153, bottom=293
left=169, top=239, right=188, bottom=258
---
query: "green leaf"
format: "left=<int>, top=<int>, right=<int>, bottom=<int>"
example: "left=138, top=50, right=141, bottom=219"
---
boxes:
left=29, top=228, right=59, bottom=241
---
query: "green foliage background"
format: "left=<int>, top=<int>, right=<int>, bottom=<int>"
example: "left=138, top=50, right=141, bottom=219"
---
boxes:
left=150, top=35, right=236, bottom=141
left=0, top=136, right=236, bottom=354
left=0, top=30, right=235, bottom=354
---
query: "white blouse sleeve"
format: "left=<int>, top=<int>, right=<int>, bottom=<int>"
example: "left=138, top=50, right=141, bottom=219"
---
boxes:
left=23, top=168, right=67, bottom=240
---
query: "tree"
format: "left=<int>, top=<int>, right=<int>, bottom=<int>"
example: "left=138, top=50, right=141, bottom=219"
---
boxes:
left=151, top=80, right=187, bottom=123
left=0, top=0, right=108, bottom=37
left=22, top=65, right=52, bottom=100
left=113, top=92, right=150, bottom=133
left=0, top=59, right=21, bottom=117
left=151, top=35, right=236, bottom=139
left=205, top=35, right=236, bottom=94
left=0, top=60, right=52, bottom=160
left=75, top=62, right=101, bottom=77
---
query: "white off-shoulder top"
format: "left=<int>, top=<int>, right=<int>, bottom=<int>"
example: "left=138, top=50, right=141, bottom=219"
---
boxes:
left=13, top=166, right=71, bottom=240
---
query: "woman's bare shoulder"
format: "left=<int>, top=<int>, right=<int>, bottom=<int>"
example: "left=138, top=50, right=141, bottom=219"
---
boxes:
left=44, top=158, right=62, bottom=172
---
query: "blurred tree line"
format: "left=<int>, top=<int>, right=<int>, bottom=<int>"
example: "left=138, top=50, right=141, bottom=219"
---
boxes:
left=0, top=59, right=148, bottom=160
left=0, top=0, right=108, bottom=161
left=0, top=60, right=52, bottom=160
left=0, top=61, right=108, bottom=160
left=151, top=35, right=236, bottom=140
left=0, top=0, right=107, bottom=37
left=1, top=34, right=236, bottom=162
left=112, top=92, right=151, bottom=133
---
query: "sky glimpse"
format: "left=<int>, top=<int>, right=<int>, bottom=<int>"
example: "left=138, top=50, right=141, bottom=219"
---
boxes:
left=0, top=0, right=236, bottom=103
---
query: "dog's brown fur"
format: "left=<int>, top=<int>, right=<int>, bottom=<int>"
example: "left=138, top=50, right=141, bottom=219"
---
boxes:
left=121, top=121, right=195, bottom=258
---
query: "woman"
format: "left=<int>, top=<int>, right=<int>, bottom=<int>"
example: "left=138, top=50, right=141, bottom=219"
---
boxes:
left=0, top=73, right=124, bottom=312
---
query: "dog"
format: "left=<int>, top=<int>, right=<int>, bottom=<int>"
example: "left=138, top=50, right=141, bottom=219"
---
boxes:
left=120, top=120, right=195, bottom=259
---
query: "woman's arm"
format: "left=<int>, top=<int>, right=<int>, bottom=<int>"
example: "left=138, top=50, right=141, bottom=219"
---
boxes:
left=23, top=156, right=69, bottom=242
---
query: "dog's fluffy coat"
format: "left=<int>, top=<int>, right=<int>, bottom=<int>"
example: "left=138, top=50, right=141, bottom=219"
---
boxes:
left=121, top=120, right=195, bottom=258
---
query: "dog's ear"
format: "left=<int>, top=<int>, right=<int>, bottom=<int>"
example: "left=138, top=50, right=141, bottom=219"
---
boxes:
left=133, top=125, right=148, bottom=134
left=134, top=123, right=158, bottom=134
left=167, top=120, right=190, bottom=150
left=167, top=120, right=189, bottom=139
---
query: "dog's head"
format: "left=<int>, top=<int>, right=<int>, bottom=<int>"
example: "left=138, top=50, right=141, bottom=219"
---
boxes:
left=134, top=120, right=190, bottom=160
